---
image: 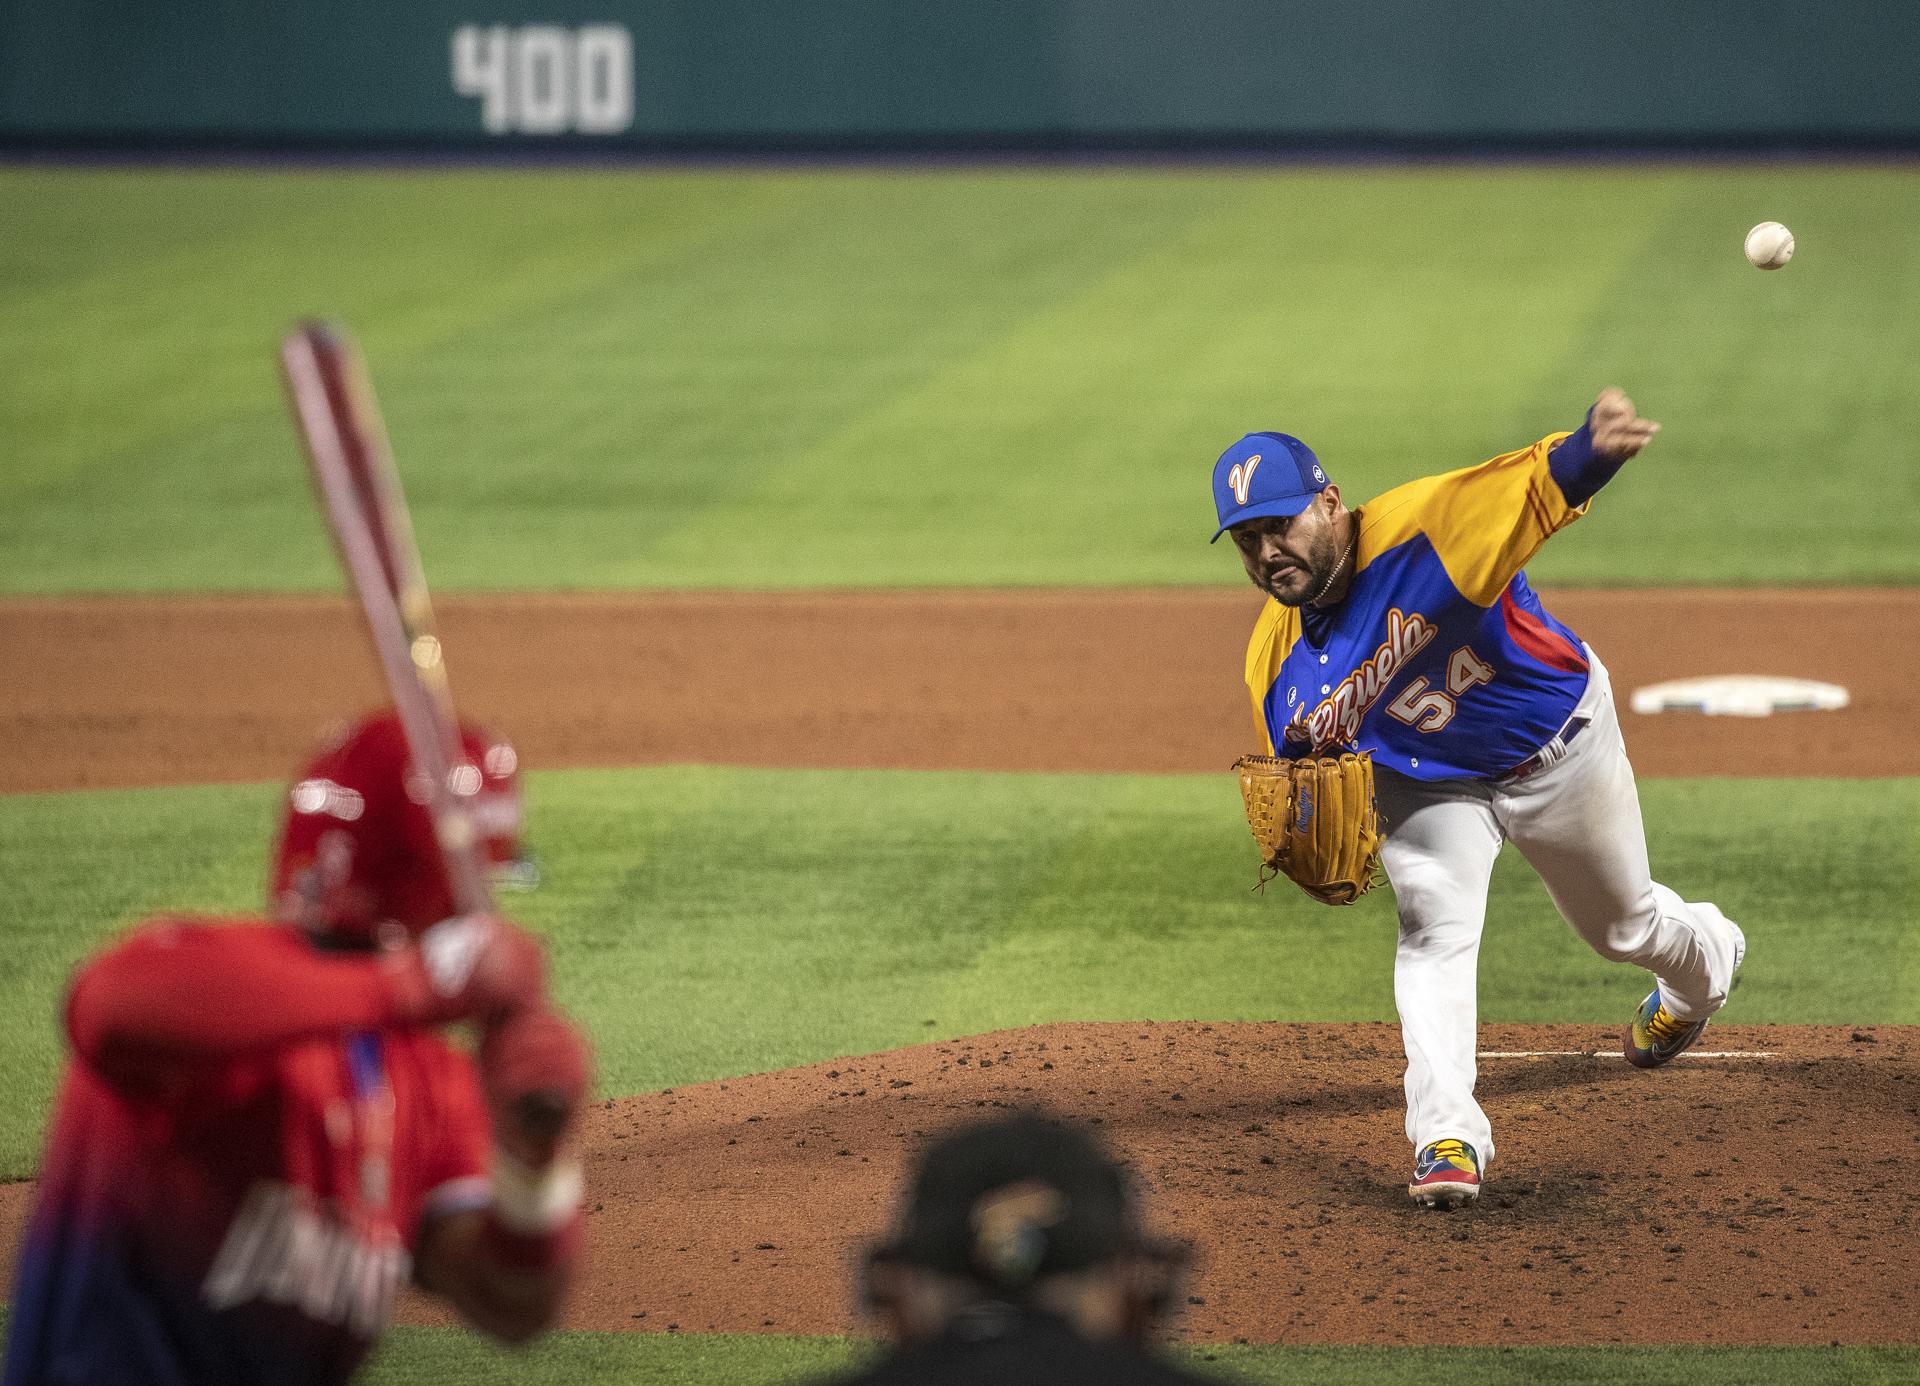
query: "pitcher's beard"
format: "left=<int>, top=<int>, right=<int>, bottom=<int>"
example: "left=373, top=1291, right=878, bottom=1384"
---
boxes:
left=1262, top=530, right=1338, bottom=608
left=1260, top=573, right=1301, bottom=605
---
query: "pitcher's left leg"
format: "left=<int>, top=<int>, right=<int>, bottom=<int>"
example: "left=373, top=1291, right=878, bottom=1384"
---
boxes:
left=1496, top=661, right=1743, bottom=1039
left=1376, top=770, right=1504, bottom=1200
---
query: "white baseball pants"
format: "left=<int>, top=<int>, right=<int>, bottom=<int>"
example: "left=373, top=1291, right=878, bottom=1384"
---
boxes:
left=1373, top=651, right=1743, bottom=1167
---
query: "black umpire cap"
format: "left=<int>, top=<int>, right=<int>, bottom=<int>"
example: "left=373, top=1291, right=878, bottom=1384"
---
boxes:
left=871, top=1113, right=1142, bottom=1292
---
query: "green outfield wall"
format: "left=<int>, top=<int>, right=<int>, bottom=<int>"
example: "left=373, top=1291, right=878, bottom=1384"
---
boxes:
left=1, top=2, right=1914, bottom=150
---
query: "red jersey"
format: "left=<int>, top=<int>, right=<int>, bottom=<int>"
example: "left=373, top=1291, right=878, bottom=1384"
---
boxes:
left=4, top=918, right=493, bottom=1386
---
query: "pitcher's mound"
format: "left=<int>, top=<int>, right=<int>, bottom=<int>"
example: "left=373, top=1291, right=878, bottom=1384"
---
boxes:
left=529, top=1021, right=1919, bottom=1345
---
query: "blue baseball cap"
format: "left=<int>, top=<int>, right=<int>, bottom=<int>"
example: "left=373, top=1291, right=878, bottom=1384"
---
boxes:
left=1209, top=432, right=1330, bottom=542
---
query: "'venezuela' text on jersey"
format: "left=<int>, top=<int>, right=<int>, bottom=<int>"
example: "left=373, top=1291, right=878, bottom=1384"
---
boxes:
left=1244, top=434, right=1591, bottom=779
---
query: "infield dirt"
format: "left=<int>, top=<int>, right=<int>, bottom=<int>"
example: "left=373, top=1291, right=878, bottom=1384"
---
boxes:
left=501, top=1021, right=1920, bottom=1346
left=3, top=588, right=1915, bottom=793
left=2, top=588, right=1914, bottom=1348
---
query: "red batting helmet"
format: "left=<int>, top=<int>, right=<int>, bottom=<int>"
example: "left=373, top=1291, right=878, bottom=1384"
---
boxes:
left=270, top=710, right=530, bottom=944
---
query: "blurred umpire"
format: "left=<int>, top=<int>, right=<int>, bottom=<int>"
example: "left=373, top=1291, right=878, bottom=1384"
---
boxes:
left=819, top=1112, right=1218, bottom=1385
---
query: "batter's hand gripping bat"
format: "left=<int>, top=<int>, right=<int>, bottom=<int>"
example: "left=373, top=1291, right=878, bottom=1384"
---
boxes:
left=282, top=326, right=578, bottom=1138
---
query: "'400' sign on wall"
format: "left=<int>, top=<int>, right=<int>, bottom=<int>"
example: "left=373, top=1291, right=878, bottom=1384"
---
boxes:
left=452, top=25, right=634, bottom=135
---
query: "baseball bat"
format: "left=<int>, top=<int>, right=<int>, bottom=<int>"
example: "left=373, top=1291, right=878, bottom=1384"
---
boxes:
left=279, top=320, right=494, bottom=919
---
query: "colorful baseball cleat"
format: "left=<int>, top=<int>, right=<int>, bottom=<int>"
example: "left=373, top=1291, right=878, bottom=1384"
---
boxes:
left=1624, top=921, right=1745, bottom=1069
left=1623, top=988, right=1711, bottom=1069
left=1408, top=1138, right=1480, bottom=1209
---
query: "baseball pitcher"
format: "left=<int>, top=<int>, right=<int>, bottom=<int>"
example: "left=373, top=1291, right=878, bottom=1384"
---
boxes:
left=1210, top=390, right=1746, bottom=1209
left=4, top=713, right=591, bottom=1384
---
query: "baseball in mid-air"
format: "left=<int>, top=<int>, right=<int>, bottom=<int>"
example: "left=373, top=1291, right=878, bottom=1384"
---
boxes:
left=1744, top=221, right=1795, bottom=270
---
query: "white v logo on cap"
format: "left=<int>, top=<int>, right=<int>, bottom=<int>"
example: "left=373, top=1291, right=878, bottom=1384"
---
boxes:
left=1228, top=455, right=1262, bottom=506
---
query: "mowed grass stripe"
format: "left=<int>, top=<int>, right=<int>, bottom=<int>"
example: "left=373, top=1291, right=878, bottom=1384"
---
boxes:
left=0, top=1311, right=1906, bottom=1382
left=363, top=1327, right=1920, bottom=1385
left=3, top=167, right=1918, bottom=592
left=2, top=768, right=1913, bottom=1180
left=637, top=170, right=1654, bottom=587
left=1516, top=168, right=1920, bottom=585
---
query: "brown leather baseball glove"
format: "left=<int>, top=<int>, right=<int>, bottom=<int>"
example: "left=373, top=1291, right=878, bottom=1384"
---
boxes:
left=1233, top=752, right=1383, bottom=906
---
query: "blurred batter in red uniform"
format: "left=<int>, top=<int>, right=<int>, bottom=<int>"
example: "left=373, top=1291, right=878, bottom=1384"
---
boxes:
left=4, top=713, right=592, bottom=1385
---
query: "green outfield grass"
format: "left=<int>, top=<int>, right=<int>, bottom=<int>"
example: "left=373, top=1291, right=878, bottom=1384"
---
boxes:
left=3, top=164, right=1917, bottom=593
left=360, top=1327, right=1920, bottom=1386
left=0, top=1313, right=1902, bottom=1386
left=2, top=767, right=1913, bottom=1180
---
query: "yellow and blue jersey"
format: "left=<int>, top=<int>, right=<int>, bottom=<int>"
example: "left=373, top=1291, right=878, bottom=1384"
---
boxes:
left=1245, top=433, right=1593, bottom=780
